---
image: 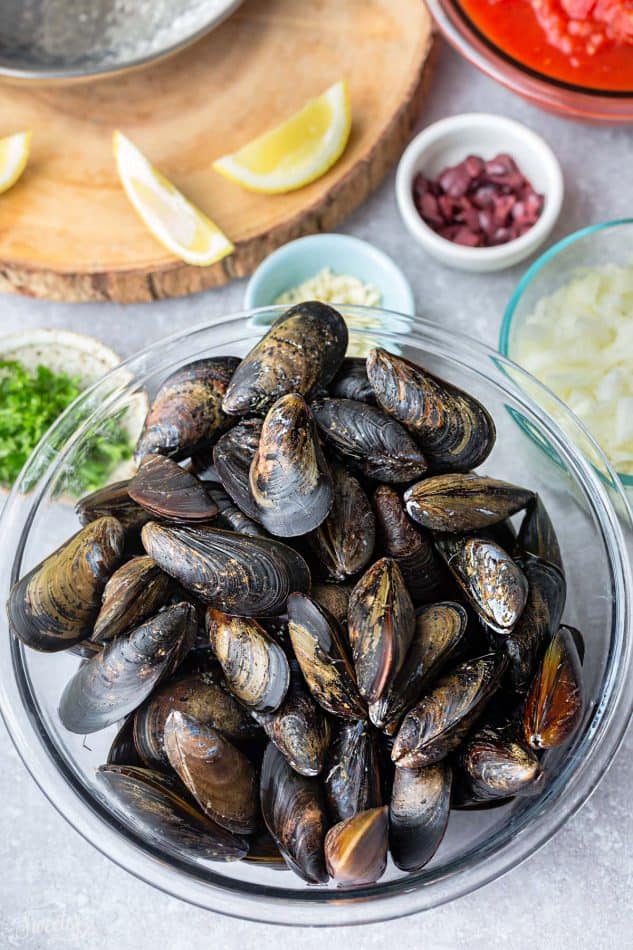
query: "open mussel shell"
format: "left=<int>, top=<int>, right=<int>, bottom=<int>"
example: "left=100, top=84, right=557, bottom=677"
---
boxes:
left=389, top=762, right=451, bottom=872
left=8, top=516, right=125, bottom=652
left=312, top=397, right=428, bottom=484
left=516, top=495, right=564, bottom=575
left=206, top=486, right=267, bottom=538
left=75, top=479, right=151, bottom=536
left=310, top=583, right=351, bottom=626
left=96, top=765, right=248, bottom=861
left=348, top=558, right=415, bottom=704
left=133, top=668, right=260, bottom=767
left=373, top=485, right=443, bottom=603
left=253, top=668, right=331, bottom=777
left=164, top=711, right=259, bottom=835
left=325, top=806, right=388, bottom=886
left=523, top=625, right=584, bottom=751
left=369, top=601, right=468, bottom=734
left=367, top=348, right=496, bottom=472
left=135, top=357, right=239, bottom=463
left=142, top=522, right=310, bottom=616
left=223, top=302, right=348, bottom=416
left=129, top=456, right=219, bottom=523
left=329, top=357, right=375, bottom=404
left=457, top=720, right=542, bottom=803
left=249, top=393, right=333, bottom=537
left=260, top=741, right=329, bottom=884
left=107, top=715, right=142, bottom=767
left=92, top=555, right=173, bottom=644
left=404, top=473, right=534, bottom=533
left=206, top=608, right=290, bottom=713
left=59, top=602, right=196, bottom=734
left=436, top=535, right=528, bottom=634
left=502, top=556, right=566, bottom=692
left=324, top=719, right=382, bottom=823
left=308, top=467, right=375, bottom=581
left=287, top=593, right=366, bottom=720
left=212, top=418, right=262, bottom=521
left=392, top=653, right=507, bottom=768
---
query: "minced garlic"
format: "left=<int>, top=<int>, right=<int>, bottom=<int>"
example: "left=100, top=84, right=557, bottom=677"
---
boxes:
left=275, top=267, right=382, bottom=308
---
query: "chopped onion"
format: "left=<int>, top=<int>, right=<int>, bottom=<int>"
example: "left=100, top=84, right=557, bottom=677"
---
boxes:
left=514, top=263, right=633, bottom=475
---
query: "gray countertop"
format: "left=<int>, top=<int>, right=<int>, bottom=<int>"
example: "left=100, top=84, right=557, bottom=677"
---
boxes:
left=1, top=41, right=631, bottom=950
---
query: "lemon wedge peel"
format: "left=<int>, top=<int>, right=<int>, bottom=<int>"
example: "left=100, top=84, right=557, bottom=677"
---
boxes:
left=213, top=80, right=352, bottom=195
left=0, top=131, right=32, bottom=196
left=113, top=131, right=234, bottom=267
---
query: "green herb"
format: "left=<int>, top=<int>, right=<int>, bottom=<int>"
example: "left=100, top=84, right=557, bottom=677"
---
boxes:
left=0, top=359, right=132, bottom=495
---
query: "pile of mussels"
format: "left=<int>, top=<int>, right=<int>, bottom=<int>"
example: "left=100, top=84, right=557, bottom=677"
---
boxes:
left=7, top=303, right=584, bottom=887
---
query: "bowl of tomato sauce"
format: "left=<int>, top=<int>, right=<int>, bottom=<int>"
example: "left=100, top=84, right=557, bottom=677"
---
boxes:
left=427, top=0, right=633, bottom=122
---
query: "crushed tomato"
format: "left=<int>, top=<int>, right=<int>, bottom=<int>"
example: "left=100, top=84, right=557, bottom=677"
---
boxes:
left=459, top=0, right=633, bottom=91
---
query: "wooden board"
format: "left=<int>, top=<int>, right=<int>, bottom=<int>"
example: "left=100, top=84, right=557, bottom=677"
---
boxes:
left=0, top=0, right=434, bottom=303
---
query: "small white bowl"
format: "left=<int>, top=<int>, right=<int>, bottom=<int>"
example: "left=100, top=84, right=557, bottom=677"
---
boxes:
left=395, top=113, right=564, bottom=272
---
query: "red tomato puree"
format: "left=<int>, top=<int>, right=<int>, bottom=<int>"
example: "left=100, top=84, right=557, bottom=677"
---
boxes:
left=459, top=0, right=633, bottom=90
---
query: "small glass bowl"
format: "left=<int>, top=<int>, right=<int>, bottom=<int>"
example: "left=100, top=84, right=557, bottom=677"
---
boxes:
left=0, top=308, right=631, bottom=925
left=427, top=0, right=633, bottom=123
left=500, top=219, right=633, bottom=496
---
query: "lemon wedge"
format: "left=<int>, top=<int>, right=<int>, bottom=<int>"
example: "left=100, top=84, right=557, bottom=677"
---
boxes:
left=113, top=131, right=234, bottom=267
left=213, top=80, right=351, bottom=194
left=0, top=131, right=31, bottom=195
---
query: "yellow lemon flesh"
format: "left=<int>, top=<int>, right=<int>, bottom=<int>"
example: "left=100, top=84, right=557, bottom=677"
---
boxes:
left=113, top=132, right=234, bottom=267
left=0, top=131, right=31, bottom=195
left=213, top=80, right=351, bottom=194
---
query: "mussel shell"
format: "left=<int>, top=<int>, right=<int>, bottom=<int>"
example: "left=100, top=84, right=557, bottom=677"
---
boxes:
left=404, top=473, right=534, bottom=533
left=457, top=720, right=542, bottom=802
left=312, top=397, right=428, bottom=484
left=503, top=556, right=566, bottom=692
left=8, top=516, right=125, bottom=652
left=324, top=806, right=388, bottom=886
left=212, top=418, right=263, bottom=519
left=141, top=522, right=310, bottom=616
left=348, top=558, right=415, bottom=704
left=260, top=741, right=328, bottom=884
left=92, top=555, right=173, bottom=643
left=96, top=764, right=248, bottom=861
left=287, top=593, right=366, bottom=720
left=133, top=669, right=260, bottom=767
left=107, top=715, right=143, bottom=767
left=164, top=711, right=259, bottom=835
left=373, top=485, right=443, bottom=603
left=516, top=495, right=564, bottom=575
left=206, top=486, right=268, bottom=538
left=206, top=609, right=290, bottom=713
left=58, top=602, right=196, bottom=734
left=389, top=762, right=451, bottom=871
left=366, top=348, right=496, bottom=472
left=128, top=455, right=219, bottom=523
left=135, top=357, right=239, bottom=462
left=392, top=653, right=507, bottom=768
left=310, top=583, right=351, bottom=626
left=369, top=601, right=468, bottom=734
left=249, top=393, right=333, bottom=537
left=253, top=669, right=331, bottom=777
left=223, top=302, right=348, bottom=415
left=435, top=535, right=528, bottom=634
left=329, top=357, right=376, bottom=403
left=244, top=828, right=286, bottom=868
left=307, top=466, right=375, bottom=581
left=75, top=479, right=151, bottom=535
left=522, top=625, right=584, bottom=751
left=324, top=719, right=382, bottom=823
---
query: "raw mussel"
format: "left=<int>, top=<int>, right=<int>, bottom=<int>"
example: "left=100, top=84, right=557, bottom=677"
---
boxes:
left=389, top=762, right=451, bottom=871
left=308, top=466, right=375, bottom=581
left=8, top=516, right=125, bottom=652
left=92, top=555, right=173, bottom=643
left=223, top=301, right=348, bottom=415
left=136, top=357, right=239, bottom=462
left=206, top=486, right=267, bottom=538
left=310, top=583, right=351, bottom=625
left=523, top=625, right=584, bottom=751
left=329, top=357, right=375, bottom=403
left=75, top=479, right=151, bottom=535
left=325, top=806, right=389, bottom=886
left=107, top=715, right=142, bottom=767
left=517, top=495, right=564, bottom=575
left=213, top=418, right=262, bottom=521
left=373, top=485, right=443, bottom=603
left=456, top=718, right=542, bottom=803
left=129, top=455, right=219, bottom=523
left=325, top=719, right=382, bottom=823
left=404, top=473, right=533, bottom=533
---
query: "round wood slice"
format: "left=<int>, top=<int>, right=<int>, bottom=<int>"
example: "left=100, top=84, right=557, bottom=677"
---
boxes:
left=0, top=0, right=434, bottom=303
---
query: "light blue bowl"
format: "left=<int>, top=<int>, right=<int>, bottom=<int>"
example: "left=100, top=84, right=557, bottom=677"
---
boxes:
left=244, top=233, right=415, bottom=324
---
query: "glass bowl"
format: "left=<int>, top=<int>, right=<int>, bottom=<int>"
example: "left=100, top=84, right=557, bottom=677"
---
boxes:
left=0, top=308, right=631, bottom=926
left=500, top=219, right=633, bottom=497
left=426, top=0, right=633, bottom=123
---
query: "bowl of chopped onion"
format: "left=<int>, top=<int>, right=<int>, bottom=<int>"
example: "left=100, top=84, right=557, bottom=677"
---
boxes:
left=500, top=219, right=633, bottom=493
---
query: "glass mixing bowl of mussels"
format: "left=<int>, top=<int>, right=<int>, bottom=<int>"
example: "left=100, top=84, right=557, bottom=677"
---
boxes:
left=0, top=305, right=631, bottom=926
